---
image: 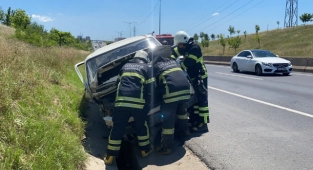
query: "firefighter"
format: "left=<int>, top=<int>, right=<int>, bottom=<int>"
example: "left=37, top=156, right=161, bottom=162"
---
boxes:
left=104, top=50, right=153, bottom=165
left=152, top=45, right=191, bottom=155
left=171, top=31, right=209, bottom=133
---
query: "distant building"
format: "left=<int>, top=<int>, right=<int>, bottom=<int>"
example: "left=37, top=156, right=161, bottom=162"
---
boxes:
left=86, top=36, right=91, bottom=41
left=77, top=35, right=82, bottom=40
left=114, top=37, right=125, bottom=42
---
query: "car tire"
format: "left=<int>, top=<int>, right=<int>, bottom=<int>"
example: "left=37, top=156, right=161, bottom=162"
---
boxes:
left=232, top=63, right=239, bottom=73
left=283, top=73, right=290, bottom=76
left=255, top=64, right=263, bottom=76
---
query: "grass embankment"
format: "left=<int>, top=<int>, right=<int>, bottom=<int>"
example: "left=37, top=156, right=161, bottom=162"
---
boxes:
left=203, top=24, right=313, bottom=57
left=0, top=24, right=90, bottom=169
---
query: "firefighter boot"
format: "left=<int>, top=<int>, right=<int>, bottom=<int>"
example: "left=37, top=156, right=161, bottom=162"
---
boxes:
left=103, top=154, right=115, bottom=165
left=192, top=122, right=209, bottom=133
left=156, top=135, right=174, bottom=155
left=141, top=145, right=154, bottom=158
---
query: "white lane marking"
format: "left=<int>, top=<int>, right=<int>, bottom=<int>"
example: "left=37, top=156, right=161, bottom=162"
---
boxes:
left=292, top=72, right=313, bottom=77
left=208, top=86, right=313, bottom=118
left=215, top=72, right=263, bottom=80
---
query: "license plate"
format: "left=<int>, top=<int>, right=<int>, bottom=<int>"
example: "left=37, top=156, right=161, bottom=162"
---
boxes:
left=277, top=68, right=286, bottom=71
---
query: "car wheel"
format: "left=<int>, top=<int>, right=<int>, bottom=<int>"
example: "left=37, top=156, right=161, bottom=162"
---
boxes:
left=255, top=64, right=263, bottom=76
left=283, top=73, right=290, bottom=76
left=232, top=63, right=239, bottom=73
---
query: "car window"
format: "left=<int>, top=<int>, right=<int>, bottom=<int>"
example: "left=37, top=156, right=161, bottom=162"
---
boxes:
left=238, top=51, right=246, bottom=57
left=246, top=51, right=252, bottom=57
left=252, top=50, right=277, bottom=57
left=86, top=37, right=160, bottom=84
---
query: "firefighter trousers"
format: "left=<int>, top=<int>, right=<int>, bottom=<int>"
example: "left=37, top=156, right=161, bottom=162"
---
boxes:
left=107, top=107, right=151, bottom=157
left=189, top=77, right=210, bottom=124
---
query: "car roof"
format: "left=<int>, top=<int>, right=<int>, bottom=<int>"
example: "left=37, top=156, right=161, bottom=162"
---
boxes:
left=85, top=34, right=153, bottom=62
left=244, top=49, right=270, bottom=52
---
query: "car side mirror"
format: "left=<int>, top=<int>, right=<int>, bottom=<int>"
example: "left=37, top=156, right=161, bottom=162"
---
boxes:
left=247, top=55, right=252, bottom=59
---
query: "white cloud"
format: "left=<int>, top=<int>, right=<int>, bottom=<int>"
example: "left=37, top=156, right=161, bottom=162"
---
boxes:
left=31, top=14, right=54, bottom=22
left=212, top=13, right=219, bottom=16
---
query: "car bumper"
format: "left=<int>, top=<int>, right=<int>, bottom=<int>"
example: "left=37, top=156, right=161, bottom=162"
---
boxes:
left=262, top=65, right=293, bottom=74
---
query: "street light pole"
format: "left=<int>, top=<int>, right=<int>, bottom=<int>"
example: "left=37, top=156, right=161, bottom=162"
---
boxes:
left=159, top=0, right=161, bottom=35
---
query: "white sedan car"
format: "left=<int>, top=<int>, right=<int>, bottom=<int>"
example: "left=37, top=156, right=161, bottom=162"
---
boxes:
left=230, top=49, right=292, bottom=76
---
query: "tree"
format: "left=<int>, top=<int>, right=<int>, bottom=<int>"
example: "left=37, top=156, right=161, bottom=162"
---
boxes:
left=236, top=30, right=240, bottom=36
left=228, top=25, right=235, bottom=37
left=299, top=13, right=313, bottom=25
left=244, top=31, right=247, bottom=41
left=3, top=7, right=15, bottom=26
left=210, top=34, right=215, bottom=40
left=255, top=34, right=261, bottom=48
left=276, top=21, right=280, bottom=29
left=193, top=33, right=199, bottom=43
left=201, top=39, right=209, bottom=48
left=11, top=9, right=31, bottom=29
left=49, top=28, right=75, bottom=47
left=203, top=33, right=209, bottom=41
left=219, top=34, right=226, bottom=55
left=255, top=25, right=260, bottom=34
left=229, top=36, right=242, bottom=53
left=0, top=7, right=5, bottom=22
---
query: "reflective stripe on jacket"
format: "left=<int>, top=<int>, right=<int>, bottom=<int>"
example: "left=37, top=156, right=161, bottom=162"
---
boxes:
left=153, top=57, right=190, bottom=104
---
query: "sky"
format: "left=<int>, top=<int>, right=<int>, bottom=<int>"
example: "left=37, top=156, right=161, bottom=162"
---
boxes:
left=1, top=0, right=312, bottom=41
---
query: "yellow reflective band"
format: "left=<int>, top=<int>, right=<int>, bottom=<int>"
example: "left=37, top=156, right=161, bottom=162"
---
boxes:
left=164, top=95, right=190, bottom=103
left=199, top=107, right=209, bottom=111
left=116, top=97, right=145, bottom=103
left=193, top=105, right=199, bottom=109
left=188, top=54, right=199, bottom=62
left=194, top=111, right=199, bottom=114
left=161, top=67, right=182, bottom=76
left=201, top=74, right=208, bottom=79
left=145, top=121, right=150, bottom=137
left=174, top=47, right=181, bottom=56
left=108, top=145, right=121, bottom=151
left=138, top=140, right=150, bottom=146
left=163, top=90, right=190, bottom=98
left=181, top=62, right=187, bottom=70
left=146, top=77, right=155, bottom=84
left=109, top=139, right=122, bottom=145
left=177, top=114, right=188, bottom=119
left=199, top=113, right=209, bottom=117
left=137, top=135, right=149, bottom=140
left=115, top=103, right=144, bottom=109
left=204, top=116, right=208, bottom=124
left=122, top=72, right=145, bottom=84
left=171, top=55, right=176, bottom=60
left=162, top=128, right=174, bottom=135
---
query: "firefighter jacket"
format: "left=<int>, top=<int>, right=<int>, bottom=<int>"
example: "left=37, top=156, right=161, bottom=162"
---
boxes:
left=153, top=56, right=190, bottom=104
left=114, top=58, right=154, bottom=109
left=171, top=42, right=208, bottom=81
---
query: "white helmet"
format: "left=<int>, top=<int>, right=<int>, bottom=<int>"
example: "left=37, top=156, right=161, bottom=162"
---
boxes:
left=134, top=50, right=148, bottom=61
left=174, top=31, right=190, bottom=45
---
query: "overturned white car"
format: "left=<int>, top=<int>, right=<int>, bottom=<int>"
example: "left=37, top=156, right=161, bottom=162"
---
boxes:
left=74, top=35, right=196, bottom=141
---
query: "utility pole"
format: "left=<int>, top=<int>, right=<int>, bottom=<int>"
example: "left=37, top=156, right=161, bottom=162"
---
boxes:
left=159, top=0, right=161, bottom=35
left=124, top=21, right=137, bottom=37
left=284, top=0, right=298, bottom=28
left=133, top=25, right=137, bottom=36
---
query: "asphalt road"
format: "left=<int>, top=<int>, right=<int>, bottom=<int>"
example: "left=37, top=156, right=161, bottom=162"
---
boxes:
left=185, top=65, right=313, bottom=170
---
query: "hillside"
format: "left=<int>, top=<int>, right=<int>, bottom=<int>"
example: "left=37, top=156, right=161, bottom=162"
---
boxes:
left=203, top=24, right=313, bottom=57
left=0, top=24, right=90, bottom=169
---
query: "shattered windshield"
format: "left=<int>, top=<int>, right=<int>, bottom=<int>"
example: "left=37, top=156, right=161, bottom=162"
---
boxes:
left=86, top=37, right=160, bottom=85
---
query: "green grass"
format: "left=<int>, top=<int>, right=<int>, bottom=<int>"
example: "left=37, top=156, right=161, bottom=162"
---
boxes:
left=0, top=24, right=90, bottom=170
left=203, top=24, right=313, bottom=57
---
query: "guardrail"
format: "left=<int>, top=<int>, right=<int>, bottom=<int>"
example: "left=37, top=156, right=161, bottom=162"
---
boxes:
left=203, top=56, right=313, bottom=73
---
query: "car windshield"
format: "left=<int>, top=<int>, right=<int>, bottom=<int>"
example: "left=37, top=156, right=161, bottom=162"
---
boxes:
left=252, top=50, right=277, bottom=57
left=86, top=37, right=160, bottom=85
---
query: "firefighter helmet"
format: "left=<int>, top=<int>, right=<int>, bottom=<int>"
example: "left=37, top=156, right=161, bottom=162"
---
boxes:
left=174, top=31, right=190, bottom=45
left=134, top=50, right=148, bottom=62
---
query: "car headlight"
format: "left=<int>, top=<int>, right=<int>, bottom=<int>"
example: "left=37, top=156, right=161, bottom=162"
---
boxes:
left=262, top=62, right=272, bottom=67
left=288, top=62, right=292, bottom=66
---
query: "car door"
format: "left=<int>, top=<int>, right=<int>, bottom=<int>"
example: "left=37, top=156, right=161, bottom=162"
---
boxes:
left=244, top=51, right=256, bottom=72
left=235, top=51, right=248, bottom=71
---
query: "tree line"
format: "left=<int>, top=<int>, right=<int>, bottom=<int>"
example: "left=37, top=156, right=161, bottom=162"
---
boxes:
left=192, top=12, right=313, bottom=55
left=0, top=6, right=92, bottom=50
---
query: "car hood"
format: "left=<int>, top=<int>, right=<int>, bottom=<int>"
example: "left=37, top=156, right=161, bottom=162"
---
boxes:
left=254, top=57, right=290, bottom=63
